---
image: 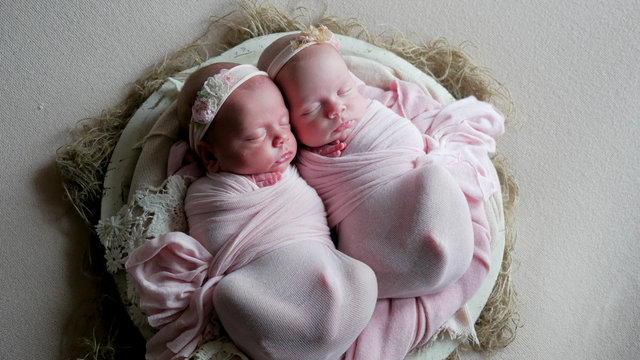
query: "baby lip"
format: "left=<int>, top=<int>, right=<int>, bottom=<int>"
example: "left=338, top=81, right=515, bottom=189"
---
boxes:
left=333, top=120, right=354, bottom=134
left=276, top=151, right=293, bottom=164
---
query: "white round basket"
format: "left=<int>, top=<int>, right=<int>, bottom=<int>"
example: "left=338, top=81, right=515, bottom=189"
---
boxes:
left=101, top=32, right=505, bottom=360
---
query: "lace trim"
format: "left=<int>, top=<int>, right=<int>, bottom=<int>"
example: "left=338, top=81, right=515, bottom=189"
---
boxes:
left=95, top=175, right=189, bottom=331
left=96, top=175, right=188, bottom=273
left=95, top=175, right=247, bottom=357
left=189, top=338, right=249, bottom=360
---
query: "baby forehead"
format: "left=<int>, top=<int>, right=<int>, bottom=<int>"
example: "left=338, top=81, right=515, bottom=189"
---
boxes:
left=228, top=76, right=284, bottom=107
left=296, top=44, right=344, bottom=65
left=217, top=78, right=286, bottom=126
left=283, top=47, right=349, bottom=81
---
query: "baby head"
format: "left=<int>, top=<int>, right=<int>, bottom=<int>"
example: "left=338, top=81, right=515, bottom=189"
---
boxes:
left=177, top=62, right=296, bottom=175
left=258, top=26, right=368, bottom=148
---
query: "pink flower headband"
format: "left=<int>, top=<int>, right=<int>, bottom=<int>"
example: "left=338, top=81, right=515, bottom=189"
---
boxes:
left=266, top=25, right=341, bottom=79
left=189, top=64, right=268, bottom=150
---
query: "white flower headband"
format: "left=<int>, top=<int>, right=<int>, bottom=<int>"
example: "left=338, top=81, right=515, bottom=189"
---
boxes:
left=266, top=25, right=341, bottom=79
left=189, top=64, right=268, bottom=150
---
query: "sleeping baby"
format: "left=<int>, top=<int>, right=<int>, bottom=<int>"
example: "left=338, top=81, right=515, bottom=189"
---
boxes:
left=259, top=26, right=482, bottom=299
left=126, top=62, right=377, bottom=360
left=258, top=26, right=505, bottom=359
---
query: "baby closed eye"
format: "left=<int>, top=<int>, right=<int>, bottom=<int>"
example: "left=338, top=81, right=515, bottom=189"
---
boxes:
left=300, top=103, right=321, bottom=116
left=338, top=87, right=352, bottom=96
left=279, top=117, right=291, bottom=126
left=245, top=131, right=266, bottom=142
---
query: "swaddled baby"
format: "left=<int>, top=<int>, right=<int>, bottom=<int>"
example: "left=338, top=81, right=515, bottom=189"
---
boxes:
left=126, top=63, right=377, bottom=360
left=258, top=27, right=488, bottom=299
left=258, top=26, right=505, bottom=360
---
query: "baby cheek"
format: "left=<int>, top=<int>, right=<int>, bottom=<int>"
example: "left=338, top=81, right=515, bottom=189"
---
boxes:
left=290, top=117, right=304, bottom=133
left=351, top=99, right=367, bottom=119
left=286, top=135, right=297, bottom=148
left=294, top=121, right=313, bottom=137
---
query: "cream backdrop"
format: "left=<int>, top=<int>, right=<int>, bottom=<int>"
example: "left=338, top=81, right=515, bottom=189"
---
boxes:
left=1, top=1, right=638, bottom=359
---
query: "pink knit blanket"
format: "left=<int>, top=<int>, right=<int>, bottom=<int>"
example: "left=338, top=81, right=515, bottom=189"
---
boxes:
left=299, top=78, right=505, bottom=359
left=127, top=73, right=505, bottom=360
left=126, top=166, right=377, bottom=360
left=297, top=97, right=503, bottom=299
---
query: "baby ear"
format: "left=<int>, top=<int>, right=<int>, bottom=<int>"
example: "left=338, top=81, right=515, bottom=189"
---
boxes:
left=196, top=141, right=220, bottom=173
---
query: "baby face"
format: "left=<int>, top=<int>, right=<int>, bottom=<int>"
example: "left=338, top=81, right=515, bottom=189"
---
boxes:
left=276, top=44, right=368, bottom=148
left=203, top=77, right=296, bottom=175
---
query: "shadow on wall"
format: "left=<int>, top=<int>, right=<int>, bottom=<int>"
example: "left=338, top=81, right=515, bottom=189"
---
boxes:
left=32, top=161, right=145, bottom=359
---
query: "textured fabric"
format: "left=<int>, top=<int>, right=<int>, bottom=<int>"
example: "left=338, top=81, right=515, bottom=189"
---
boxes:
left=297, top=85, right=504, bottom=359
left=342, top=223, right=492, bottom=360
left=128, top=102, right=181, bottom=201
left=362, top=77, right=504, bottom=203
left=126, top=166, right=377, bottom=360
left=297, top=100, right=477, bottom=298
left=126, top=67, right=504, bottom=360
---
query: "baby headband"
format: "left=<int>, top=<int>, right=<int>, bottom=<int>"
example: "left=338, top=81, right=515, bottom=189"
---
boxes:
left=189, top=64, right=268, bottom=150
left=266, top=25, right=341, bottom=79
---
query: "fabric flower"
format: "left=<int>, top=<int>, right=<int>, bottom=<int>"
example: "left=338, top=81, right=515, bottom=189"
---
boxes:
left=192, top=97, right=215, bottom=125
left=293, top=25, right=340, bottom=50
left=191, top=72, right=235, bottom=126
left=218, top=69, right=235, bottom=87
left=105, top=246, right=124, bottom=273
left=96, top=215, right=125, bottom=248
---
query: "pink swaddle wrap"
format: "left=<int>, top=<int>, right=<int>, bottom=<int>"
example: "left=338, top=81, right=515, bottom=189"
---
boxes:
left=298, top=100, right=478, bottom=299
left=126, top=166, right=377, bottom=360
left=342, top=224, right=492, bottom=360
left=335, top=78, right=504, bottom=359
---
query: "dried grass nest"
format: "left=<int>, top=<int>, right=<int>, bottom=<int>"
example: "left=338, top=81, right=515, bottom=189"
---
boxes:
left=56, top=1, right=521, bottom=359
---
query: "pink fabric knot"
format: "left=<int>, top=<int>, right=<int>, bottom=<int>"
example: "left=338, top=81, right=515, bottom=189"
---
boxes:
left=125, top=232, right=220, bottom=360
left=421, top=96, right=505, bottom=201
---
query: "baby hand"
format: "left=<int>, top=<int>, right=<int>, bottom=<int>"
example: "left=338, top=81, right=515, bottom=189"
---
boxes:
left=249, top=172, right=282, bottom=188
left=311, top=140, right=346, bottom=157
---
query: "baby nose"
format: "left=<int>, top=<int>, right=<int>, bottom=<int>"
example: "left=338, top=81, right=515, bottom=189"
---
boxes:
left=328, top=103, right=346, bottom=120
left=273, top=133, right=287, bottom=147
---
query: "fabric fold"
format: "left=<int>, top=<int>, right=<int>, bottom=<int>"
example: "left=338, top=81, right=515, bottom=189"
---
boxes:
left=125, top=231, right=218, bottom=359
left=300, top=82, right=504, bottom=359
left=127, top=166, right=378, bottom=360
left=297, top=100, right=484, bottom=299
left=421, top=96, right=505, bottom=201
